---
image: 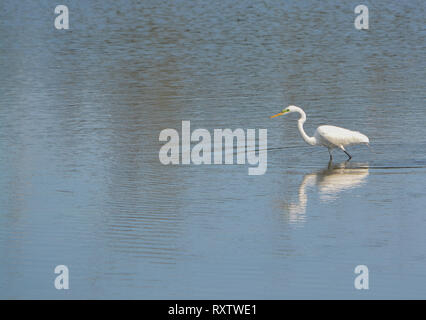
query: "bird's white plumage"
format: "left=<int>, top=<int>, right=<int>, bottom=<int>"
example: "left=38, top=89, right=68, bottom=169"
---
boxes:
left=314, top=125, right=369, bottom=148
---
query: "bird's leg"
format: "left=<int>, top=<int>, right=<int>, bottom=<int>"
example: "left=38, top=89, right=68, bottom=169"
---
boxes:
left=338, top=146, right=352, bottom=160
left=343, top=150, right=352, bottom=160
left=328, top=149, right=333, bottom=162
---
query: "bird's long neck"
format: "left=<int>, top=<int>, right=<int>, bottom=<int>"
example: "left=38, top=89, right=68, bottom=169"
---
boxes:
left=295, top=108, right=317, bottom=146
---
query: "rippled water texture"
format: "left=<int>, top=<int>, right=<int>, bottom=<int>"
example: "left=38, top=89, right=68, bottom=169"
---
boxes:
left=0, top=0, right=425, bottom=298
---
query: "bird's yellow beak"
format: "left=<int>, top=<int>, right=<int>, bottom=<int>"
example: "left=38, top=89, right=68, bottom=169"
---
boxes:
left=270, top=111, right=286, bottom=119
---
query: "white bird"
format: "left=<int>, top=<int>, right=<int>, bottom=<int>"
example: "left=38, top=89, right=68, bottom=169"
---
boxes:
left=270, top=105, right=369, bottom=161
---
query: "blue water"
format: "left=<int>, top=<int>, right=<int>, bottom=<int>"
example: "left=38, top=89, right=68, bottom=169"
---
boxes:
left=0, top=0, right=425, bottom=299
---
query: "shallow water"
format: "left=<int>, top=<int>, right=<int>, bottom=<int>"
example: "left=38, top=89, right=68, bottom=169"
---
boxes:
left=0, top=0, right=425, bottom=299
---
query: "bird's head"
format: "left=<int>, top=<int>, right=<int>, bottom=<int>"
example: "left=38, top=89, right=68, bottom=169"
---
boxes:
left=270, top=105, right=298, bottom=119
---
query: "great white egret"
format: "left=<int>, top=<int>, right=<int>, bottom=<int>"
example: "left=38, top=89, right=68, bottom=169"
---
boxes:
left=270, top=105, right=369, bottom=160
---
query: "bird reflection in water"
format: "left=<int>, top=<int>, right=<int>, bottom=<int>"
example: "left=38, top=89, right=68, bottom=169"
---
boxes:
left=285, top=161, right=369, bottom=223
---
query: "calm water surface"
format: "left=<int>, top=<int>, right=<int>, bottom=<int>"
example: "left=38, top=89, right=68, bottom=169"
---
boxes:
left=0, top=0, right=425, bottom=299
